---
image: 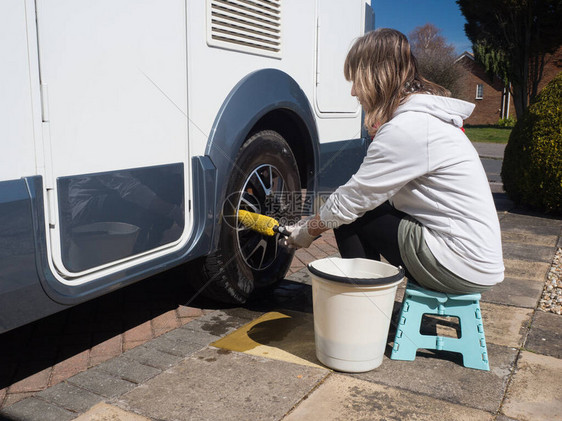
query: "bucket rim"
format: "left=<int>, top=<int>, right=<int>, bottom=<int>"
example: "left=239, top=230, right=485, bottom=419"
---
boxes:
left=307, top=257, right=405, bottom=286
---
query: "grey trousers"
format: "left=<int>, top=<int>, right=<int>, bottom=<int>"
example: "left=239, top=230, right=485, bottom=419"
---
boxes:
left=398, top=216, right=492, bottom=294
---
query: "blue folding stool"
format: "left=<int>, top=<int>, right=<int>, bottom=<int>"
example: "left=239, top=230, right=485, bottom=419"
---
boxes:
left=390, top=282, right=489, bottom=371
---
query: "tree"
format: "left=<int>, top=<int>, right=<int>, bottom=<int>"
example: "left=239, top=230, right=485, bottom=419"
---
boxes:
left=409, top=24, right=467, bottom=97
left=457, top=0, right=562, bottom=119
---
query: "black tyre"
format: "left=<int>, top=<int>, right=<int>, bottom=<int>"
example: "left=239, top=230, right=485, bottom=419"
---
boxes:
left=199, top=130, right=301, bottom=304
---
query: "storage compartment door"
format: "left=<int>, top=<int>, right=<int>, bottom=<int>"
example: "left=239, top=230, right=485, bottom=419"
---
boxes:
left=36, top=0, right=189, bottom=276
left=316, top=0, right=363, bottom=114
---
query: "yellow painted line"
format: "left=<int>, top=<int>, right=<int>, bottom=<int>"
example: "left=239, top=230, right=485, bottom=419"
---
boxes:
left=211, top=311, right=323, bottom=368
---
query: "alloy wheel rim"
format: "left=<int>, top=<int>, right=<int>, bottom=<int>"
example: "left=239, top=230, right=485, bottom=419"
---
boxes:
left=235, top=164, right=288, bottom=271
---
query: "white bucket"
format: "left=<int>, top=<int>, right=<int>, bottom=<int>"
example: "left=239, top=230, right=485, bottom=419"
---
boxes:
left=308, top=257, right=404, bottom=373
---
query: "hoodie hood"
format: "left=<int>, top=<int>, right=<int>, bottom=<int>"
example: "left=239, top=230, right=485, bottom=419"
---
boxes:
left=393, top=94, right=475, bottom=128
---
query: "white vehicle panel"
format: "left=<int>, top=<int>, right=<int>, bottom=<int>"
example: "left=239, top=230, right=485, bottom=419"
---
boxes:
left=34, top=0, right=191, bottom=280
left=36, top=0, right=188, bottom=177
left=0, top=1, right=37, bottom=181
left=0, top=0, right=372, bottom=330
left=316, top=0, right=363, bottom=114
left=186, top=0, right=363, bottom=154
left=2, top=0, right=367, bottom=283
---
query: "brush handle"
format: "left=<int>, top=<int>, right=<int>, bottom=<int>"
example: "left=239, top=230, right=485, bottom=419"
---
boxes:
left=273, top=225, right=290, bottom=237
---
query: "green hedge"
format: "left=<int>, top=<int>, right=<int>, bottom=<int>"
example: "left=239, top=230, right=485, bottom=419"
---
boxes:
left=501, top=72, right=562, bottom=213
left=497, top=117, right=516, bottom=127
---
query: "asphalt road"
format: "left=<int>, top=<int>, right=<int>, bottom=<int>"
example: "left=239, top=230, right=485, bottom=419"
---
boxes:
left=481, top=158, right=503, bottom=184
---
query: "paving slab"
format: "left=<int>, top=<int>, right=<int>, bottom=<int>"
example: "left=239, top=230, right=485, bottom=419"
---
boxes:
left=480, top=302, right=533, bottom=348
left=74, top=402, right=150, bottom=421
left=211, top=311, right=322, bottom=369
left=116, top=347, right=329, bottom=421
left=500, top=213, right=562, bottom=237
left=482, top=276, right=545, bottom=308
left=67, top=368, right=137, bottom=398
left=221, top=306, right=267, bottom=321
left=502, top=231, right=559, bottom=247
left=0, top=397, right=75, bottom=421
left=120, top=345, right=183, bottom=370
left=503, top=259, right=551, bottom=282
left=286, top=269, right=313, bottom=286
left=524, top=311, right=562, bottom=359
left=284, top=374, right=494, bottom=421
left=349, top=343, right=518, bottom=413
left=502, top=242, right=556, bottom=264
left=167, top=320, right=228, bottom=348
left=501, top=351, right=562, bottom=421
left=95, top=355, right=162, bottom=384
left=180, top=310, right=251, bottom=339
left=35, top=381, right=104, bottom=413
left=143, top=323, right=217, bottom=359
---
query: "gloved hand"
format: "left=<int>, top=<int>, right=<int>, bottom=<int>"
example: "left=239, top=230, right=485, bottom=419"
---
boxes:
left=284, top=218, right=316, bottom=249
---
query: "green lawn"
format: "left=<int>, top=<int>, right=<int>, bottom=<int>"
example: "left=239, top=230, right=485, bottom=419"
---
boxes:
left=464, top=126, right=512, bottom=143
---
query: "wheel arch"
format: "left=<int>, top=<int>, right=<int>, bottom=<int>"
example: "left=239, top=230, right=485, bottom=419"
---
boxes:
left=247, top=108, right=315, bottom=191
left=205, top=69, right=319, bottom=250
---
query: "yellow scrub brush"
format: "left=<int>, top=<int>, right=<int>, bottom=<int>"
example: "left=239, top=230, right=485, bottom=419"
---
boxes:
left=237, top=210, right=290, bottom=237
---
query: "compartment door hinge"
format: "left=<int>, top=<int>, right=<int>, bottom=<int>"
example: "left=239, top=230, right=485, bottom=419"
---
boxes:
left=40, top=83, right=49, bottom=122
left=40, top=83, right=55, bottom=190
left=41, top=120, right=54, bottom=190
left=315, top=17, right=320, bottom=86
left=45, top=187, right=56, bottom=229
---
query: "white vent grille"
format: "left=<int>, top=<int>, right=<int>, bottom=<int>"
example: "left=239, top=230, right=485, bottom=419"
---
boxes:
left=207, top=0, right=281, bottom=58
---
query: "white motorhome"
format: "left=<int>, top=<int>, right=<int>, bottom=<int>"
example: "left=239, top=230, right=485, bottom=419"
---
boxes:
left=0, top=0, right=373, bottom=332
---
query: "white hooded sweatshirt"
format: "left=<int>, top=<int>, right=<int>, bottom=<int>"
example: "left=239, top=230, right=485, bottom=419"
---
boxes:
left=319, top=94, right=504, bottom=285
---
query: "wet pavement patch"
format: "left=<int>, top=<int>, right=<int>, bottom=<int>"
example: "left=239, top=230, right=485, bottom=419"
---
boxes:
left=211, top=311, right=323, bottom=368
left=200, top=315, right=241, bottom=337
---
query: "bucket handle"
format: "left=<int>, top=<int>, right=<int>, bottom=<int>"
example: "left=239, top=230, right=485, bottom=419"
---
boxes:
left=307, top=262, right=405, bottom=286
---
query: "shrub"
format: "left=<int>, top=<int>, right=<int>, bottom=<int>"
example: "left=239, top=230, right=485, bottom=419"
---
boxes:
left=497, top=117, right=516, bottom=127
left=501, top=72, right=562, bottom=213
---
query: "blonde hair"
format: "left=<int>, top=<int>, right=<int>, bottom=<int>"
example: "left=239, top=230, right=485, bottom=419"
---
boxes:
left=344, top=28, right=450, bottom=136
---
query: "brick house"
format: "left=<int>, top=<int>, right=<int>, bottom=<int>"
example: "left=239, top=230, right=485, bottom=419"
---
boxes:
left=536, top=46, right=562, bottom=92
left=455, top=52, right=513, bottom=125
left=455, top=48, right=562, bottom=125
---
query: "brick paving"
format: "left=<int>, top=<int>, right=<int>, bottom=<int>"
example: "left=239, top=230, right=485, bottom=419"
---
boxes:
left=0, top=265, right=211, bottom=409
left=49, top=350, right=89, bottom=386
left=0, top=235, right=338, bottom=410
